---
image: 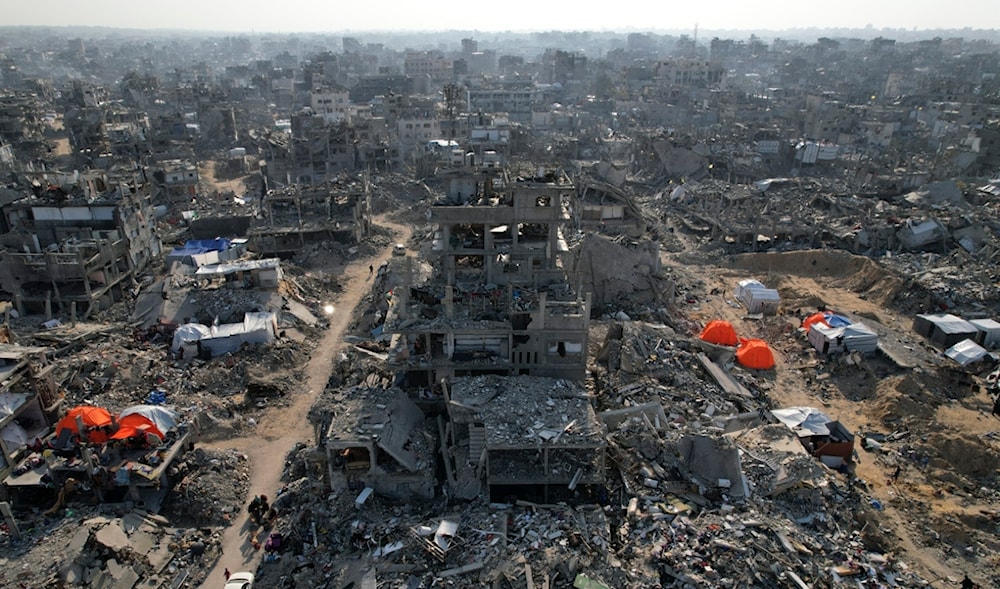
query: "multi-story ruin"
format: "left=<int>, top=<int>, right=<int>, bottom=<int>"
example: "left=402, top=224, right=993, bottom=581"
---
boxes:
left=0, top=170, right=161, bottom=318
left=385, top=167, right=591, bottom=389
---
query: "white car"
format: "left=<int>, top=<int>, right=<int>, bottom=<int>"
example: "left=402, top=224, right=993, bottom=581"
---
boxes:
left=224, top=571, right=255, bottom=589
left=392, top=243, right=406, bottom=256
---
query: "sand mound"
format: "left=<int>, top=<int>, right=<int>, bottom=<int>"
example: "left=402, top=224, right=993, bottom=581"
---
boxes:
left=925, top=432, right=1000, bottom=479
left=869, top=375, right=936, bottom=424
left=731, top=250, right=870, bottom=278
left=730, top=250, right=903, bottom=306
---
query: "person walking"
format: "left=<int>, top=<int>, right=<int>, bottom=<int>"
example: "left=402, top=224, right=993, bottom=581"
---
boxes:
left=369, top=264, right=374, bottom=277
left=224, top=568, right=231, bottom=581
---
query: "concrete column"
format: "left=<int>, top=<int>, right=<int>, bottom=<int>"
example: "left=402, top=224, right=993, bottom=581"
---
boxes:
left=547, top=223, right=558, bottom=269
left=441, top=225, right=451, bottom=252
left=445, top=286, right=454, bottom=320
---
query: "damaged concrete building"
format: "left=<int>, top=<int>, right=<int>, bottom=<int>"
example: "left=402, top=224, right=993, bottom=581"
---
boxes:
left=442, top=374, right=606, bottom=503
left=385, top=169, right=591, bottom=388
left=323, top=387, right=436, bottom=500
left=248, top=176, right=372, bottom=257
left=0, top=344, right=60, bottom=483
left=0, top=170, right=161, bottom=318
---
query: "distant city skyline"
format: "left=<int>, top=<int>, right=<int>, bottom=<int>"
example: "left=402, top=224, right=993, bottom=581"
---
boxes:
left=6, top=0, right=999, bottom=35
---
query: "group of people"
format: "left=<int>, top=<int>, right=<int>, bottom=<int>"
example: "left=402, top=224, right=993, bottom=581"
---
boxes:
left=247, top=494, right=273, bottom=525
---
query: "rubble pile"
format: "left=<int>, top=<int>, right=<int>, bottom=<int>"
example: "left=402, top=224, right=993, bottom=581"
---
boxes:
left=159, top=448, right=252, bottom=527
left=0, top=446, right=248, bottom=589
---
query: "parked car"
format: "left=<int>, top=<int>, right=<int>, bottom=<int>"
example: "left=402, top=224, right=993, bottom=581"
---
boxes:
left=392, top=243, right=406, bottom=256
left=224, top=571, right=255, bottom=589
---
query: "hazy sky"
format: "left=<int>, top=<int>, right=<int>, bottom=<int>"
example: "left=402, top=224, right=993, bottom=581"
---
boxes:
left=7, top=0, right=998, bottom=33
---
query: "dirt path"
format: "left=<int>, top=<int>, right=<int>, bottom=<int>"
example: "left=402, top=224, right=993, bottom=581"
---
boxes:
left=195, top=217, right=411, bottom=587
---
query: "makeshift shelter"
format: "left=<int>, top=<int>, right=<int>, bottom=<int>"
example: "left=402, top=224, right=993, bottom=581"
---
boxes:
left=945, top=339, right=988, bottom=367
left=808, top=322, right=879, bottom=354
left=802, top=311, right=852, bottom=333
left=734, top=279, right=765, bottom=300
left=970, top=318, right=1000, bottom=349
left=736, top=338, right=775, bottom=370
left=699, top=320, right=738, bottom=346
left=171, top=312, right=277, bottom=359
left=912, top=313, right=978, bottom=348
left=171, top=323, right=212, bottom=358
left=111, top=405, right=178, bottom=442
left=734, top=279, right=780, bottom=315
left=55, top=406, right=113, bottom=443
left=770, top=407, right=855, bottom=463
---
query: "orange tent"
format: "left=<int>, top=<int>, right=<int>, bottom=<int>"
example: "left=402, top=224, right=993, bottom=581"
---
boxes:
left=110, top=405, right=177, bottom=442
left=699, top=320, right=738, bottom=346
left=736, top=338, right=776, bottom=370
left=55, top=406, right=113, bottom=443
left=802, top=312, right=829, bottom=333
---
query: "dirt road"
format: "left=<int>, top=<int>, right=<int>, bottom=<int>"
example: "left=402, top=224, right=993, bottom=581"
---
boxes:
left=195, top=218, right=410, bottom=588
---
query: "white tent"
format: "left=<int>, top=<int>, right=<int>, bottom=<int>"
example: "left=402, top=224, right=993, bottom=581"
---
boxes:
left=735, top=280, right=780, bottom=314
left=170, top=312, right=277, bottom=358
left=199, top=312, right=277, bottom=357
left=118, top=405, right=178, bottom=435
left=808, top=322, right=879, bottom=354
left=171, top=323, right=212, bottom=356
left=945, top=339, right=988, bottom=366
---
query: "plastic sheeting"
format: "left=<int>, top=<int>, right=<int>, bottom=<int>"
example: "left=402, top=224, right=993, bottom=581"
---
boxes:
left=171, top=312, right=277, bottom=358
left=111, top=405, right=178, bottom=440
left=771, top=407, right=836, bottom=436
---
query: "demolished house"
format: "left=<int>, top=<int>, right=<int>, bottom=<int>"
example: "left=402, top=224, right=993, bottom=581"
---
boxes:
left=385, top=170, right=591, bottom=387
left=442, top=374, right=606, bottom=503
left=0, top=170, right=161, bottom=319
left=0, top=344, right=60, bottom=481
left=323, top=387, right=436, bottom=501
left=248, top=177, right=372, bottom=257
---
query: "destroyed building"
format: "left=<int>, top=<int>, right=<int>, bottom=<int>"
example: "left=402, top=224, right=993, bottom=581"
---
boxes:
left=248, top=176, right=372, bottom=257
left=442, top=374, right=606, bottom=502
left=323, top=387, right=436, bottom=501
left=385, top=168, right=591, bottom=388
left=0, top=170, right=161, bottom=319
left=0, top=344, right=60, bottom=482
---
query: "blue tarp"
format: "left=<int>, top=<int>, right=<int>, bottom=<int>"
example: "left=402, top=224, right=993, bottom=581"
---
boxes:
left=168, top=238, right=231, bottom=258
left=825, top=313, right=852, bottom=328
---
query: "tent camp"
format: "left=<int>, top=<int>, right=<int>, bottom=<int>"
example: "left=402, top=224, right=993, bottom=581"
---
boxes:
left=736, top=338, right=776, bottom=370
left=699, top=320, right=738, bottom=346
left=111, top=405, right=178, bottom=441
left=56, top=406, right=113, bottom=442
left=770, top=406, right=855, bottom=463
left=171, top=312, right=277, bottom=358
left=945, top=338, right=989, bottom=367
left=734, top=279, right=780, bottom=315
left=808, top=322, right=879, bottom=354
